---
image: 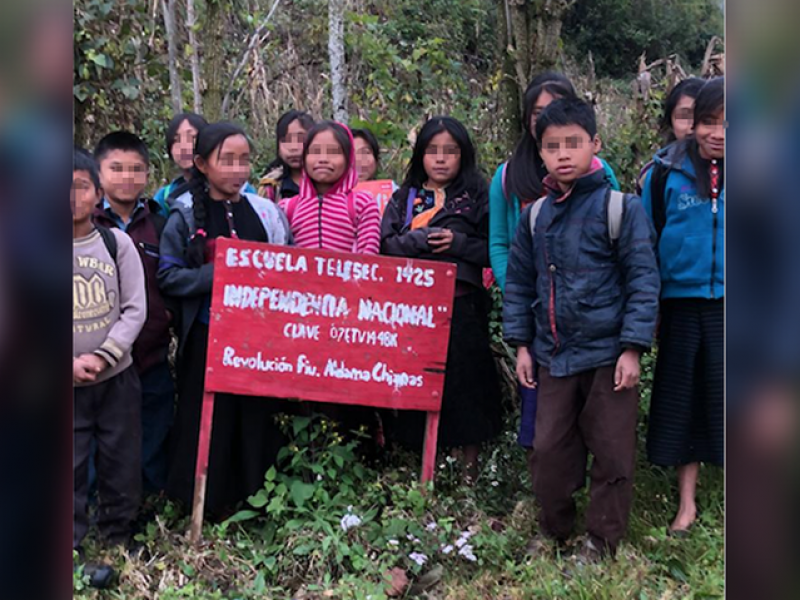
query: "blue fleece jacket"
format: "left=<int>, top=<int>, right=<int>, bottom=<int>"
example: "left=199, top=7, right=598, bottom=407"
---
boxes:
left=641, top=142, right=725, bottom=300
left=489, top=158, right=620, bottom=292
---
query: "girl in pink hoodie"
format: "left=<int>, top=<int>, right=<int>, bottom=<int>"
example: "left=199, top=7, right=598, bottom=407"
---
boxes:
left=279, top=121, right=381, bottom=254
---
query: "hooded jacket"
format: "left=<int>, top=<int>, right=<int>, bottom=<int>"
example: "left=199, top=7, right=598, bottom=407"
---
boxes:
left=278, top=125, right=381, bottom=254
left=641, top=140, right=725, bottom=300
left=503, top=168, right=660, bottom=378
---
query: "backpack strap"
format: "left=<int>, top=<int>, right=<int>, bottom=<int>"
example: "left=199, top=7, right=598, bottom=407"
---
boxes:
left=607, top=190, right=625, bottom=242
left=527, top=196, right=547, bottom=236
left=96, top=225, right=118, bottom=263
left=404, top=187, right=417, bottom=228
left=649, top=162, right=670, bottom=241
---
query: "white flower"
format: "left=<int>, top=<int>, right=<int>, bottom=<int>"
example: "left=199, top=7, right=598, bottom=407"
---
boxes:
left=406, top=534, right=415, bottom=541
left=455, top=536, right=468, bottom=548
left=426, top=522, right=438, bottom=531
left=491, top=481, right=499, bottom=487
left=409, top=552, right=428, bottom=567
left=316, top=474, right=323, bottom=481
left=442, top=544, right=454, bottom=555
left=458, top=544, right=477, bottom=562
left=388, top=539, right=399, bottom=546
left=340, top=513, right=362, bottom=532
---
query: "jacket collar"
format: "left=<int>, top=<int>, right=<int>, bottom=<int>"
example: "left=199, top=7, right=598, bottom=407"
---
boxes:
left=543, top=158, right=607, bottom=203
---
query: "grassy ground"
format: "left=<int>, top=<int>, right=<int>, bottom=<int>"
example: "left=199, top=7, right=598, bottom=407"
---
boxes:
left=74, top=356, right=724, bottom=600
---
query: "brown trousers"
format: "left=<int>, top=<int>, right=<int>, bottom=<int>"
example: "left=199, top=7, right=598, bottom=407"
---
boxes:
left=533, top=366, right=638, bottom=551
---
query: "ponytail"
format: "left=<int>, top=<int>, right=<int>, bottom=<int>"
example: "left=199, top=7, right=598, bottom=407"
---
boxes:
left=186, top=165, right=209, bottom=268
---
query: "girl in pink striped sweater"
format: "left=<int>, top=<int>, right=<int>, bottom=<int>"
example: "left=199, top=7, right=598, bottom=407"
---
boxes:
left=279, top=121, right=381, bottom=254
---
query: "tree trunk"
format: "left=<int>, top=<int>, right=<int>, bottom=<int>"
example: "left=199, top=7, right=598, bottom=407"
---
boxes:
left=499, top=0, right=521, bottom=154
left=161, top=0, right=183, bottom=113
left=328, top=0, right=348, bottom=123
left=203, top=0, right=226, bottom=121
left=529, top=0, right=574, bottom=75
left=186, top=0, right=203, bottom=114
left=508, top=0, right=530, bottom=95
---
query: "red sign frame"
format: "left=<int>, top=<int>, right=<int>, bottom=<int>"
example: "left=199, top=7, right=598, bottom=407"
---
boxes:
left=190, top=239, right=456, bottom=541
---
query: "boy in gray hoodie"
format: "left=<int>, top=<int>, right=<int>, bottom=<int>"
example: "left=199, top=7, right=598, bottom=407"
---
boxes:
left=73, top=148, right=146, bottom=556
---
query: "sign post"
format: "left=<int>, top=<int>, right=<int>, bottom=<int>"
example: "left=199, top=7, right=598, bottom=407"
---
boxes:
left=190, top=239, right=455, bottom=543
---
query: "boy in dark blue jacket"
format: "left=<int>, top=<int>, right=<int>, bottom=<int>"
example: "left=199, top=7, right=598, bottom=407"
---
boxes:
left=503, top=98, right=660, bottom=561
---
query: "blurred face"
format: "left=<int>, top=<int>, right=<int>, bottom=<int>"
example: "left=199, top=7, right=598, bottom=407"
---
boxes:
left=305, top=130, right=347, bottom=191
left=279, top=119, right=308, bottom=171
left=354, top=137, right=378, bottom=181
left=671, top=94, right=696, bottom=141
left=422, top=131, right=461, bottom=187
left=695, top=107, right=725, bottom=160
left=171, top=119, right=199, bottom=171
left=98, top=150, right=149, bottom=204
left=71, top=170, right=101, bottom=223
left=539, top=124, right=601, bottom=191
left=196, top=134, right=252, bottom=199
left=530, top=90, right=560, bottom=138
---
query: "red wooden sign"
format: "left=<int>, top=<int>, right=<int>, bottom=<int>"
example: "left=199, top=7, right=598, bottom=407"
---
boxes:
left=190, top=238, right=456, bottom=542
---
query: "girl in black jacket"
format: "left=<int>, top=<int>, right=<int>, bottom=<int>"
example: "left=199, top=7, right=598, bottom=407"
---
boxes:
left=381, top=116, right=502, bottom=481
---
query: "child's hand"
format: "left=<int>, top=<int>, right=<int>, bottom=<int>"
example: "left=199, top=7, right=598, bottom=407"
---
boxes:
left=79, top=353, right=109, bottom=377
left=73, top=357, right=98, bottom=384
left=427, top=228, right=454, bottom=253
left=516, top=346, right=537, bottom=389
left=614, top=349, right=641, bottom=392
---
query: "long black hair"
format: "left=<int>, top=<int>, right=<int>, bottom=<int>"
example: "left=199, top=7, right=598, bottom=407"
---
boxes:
left=687, top=77, right=724, bottom=199
left=505, top=73, right=578, bottom=203
left=661, top=77, right=704, bottom=143
left=165, top=112, right=208, bottom=158
left=302, top=120, right=353, bottom=174
left=186, top=122, right=250, bottom=267
left=400, top=116, right=484, bottom=201
left=265, top=109, right=315, bottom=174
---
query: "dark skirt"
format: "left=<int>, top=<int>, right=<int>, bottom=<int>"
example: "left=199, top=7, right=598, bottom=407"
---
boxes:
left=165, top=323, right=288, bottom=517
left=391, top=289, right=503, bottom=449
left=647, top=298, right=724, bottom=467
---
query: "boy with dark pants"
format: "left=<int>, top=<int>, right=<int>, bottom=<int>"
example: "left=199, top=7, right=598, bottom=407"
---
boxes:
left=503, top=98, right=660, bottom=561
left=73, top=149, right=146, bottom=585
left=94, top=132, right=174, bottom=494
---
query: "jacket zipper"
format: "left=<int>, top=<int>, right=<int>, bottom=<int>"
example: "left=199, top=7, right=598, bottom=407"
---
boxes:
left=542, top=243, right=560, bottom=355
left=317, top=194, right=324, bottom=249
left=710, top=197, right=719, bottom=298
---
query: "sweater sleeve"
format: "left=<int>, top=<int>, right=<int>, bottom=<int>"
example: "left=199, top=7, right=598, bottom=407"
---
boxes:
left=94, top=230, right=146, bottom=367
left=380, top=191, right=431, bottom=257
left=157, top=210, right=214, bottom=297
left=355, top=193, right=381, bottom=254
left=489, top=164, right=511, bottom=292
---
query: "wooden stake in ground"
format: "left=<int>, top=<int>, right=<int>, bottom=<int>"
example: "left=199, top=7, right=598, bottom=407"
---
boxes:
left=161, top=0, right=183, bottom=113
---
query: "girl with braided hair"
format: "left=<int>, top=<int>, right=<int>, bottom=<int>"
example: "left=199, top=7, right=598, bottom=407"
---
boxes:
left=157, top=122, right=292, bottom=517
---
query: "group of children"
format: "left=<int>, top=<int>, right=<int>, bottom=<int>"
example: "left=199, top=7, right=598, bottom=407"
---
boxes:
left=72, top=72, right=725, bottom=580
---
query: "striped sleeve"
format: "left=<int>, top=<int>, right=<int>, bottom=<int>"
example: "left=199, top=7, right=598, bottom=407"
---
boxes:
left=354, top=192, right=381, bottom=255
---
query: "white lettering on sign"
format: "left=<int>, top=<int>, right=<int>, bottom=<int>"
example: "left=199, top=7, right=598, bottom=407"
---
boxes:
left=372, top=362, right=424, bottom=389
left=357, top=299, right=435, bottom=329
left=284, top=322, right=321, bottom=341
left=225, top=248, right=308, bottom=273
left=328, top=326, right=398, bottom=348
left=395, top=265, right=435, bottom=288
left=221, top=346, right=294, bottom=372
left=223, top=285, right=350, bottom=318
left=313, top=256, right=381, bottom=283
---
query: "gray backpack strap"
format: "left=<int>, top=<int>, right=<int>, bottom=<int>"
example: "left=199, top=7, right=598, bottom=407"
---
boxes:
left=607, top=190, right=625, bottom=242
left=528, top=196, right=547, bottom=236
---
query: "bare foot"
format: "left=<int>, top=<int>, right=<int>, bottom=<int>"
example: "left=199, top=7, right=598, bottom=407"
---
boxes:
left=670, top=506, right=697, bottom=532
